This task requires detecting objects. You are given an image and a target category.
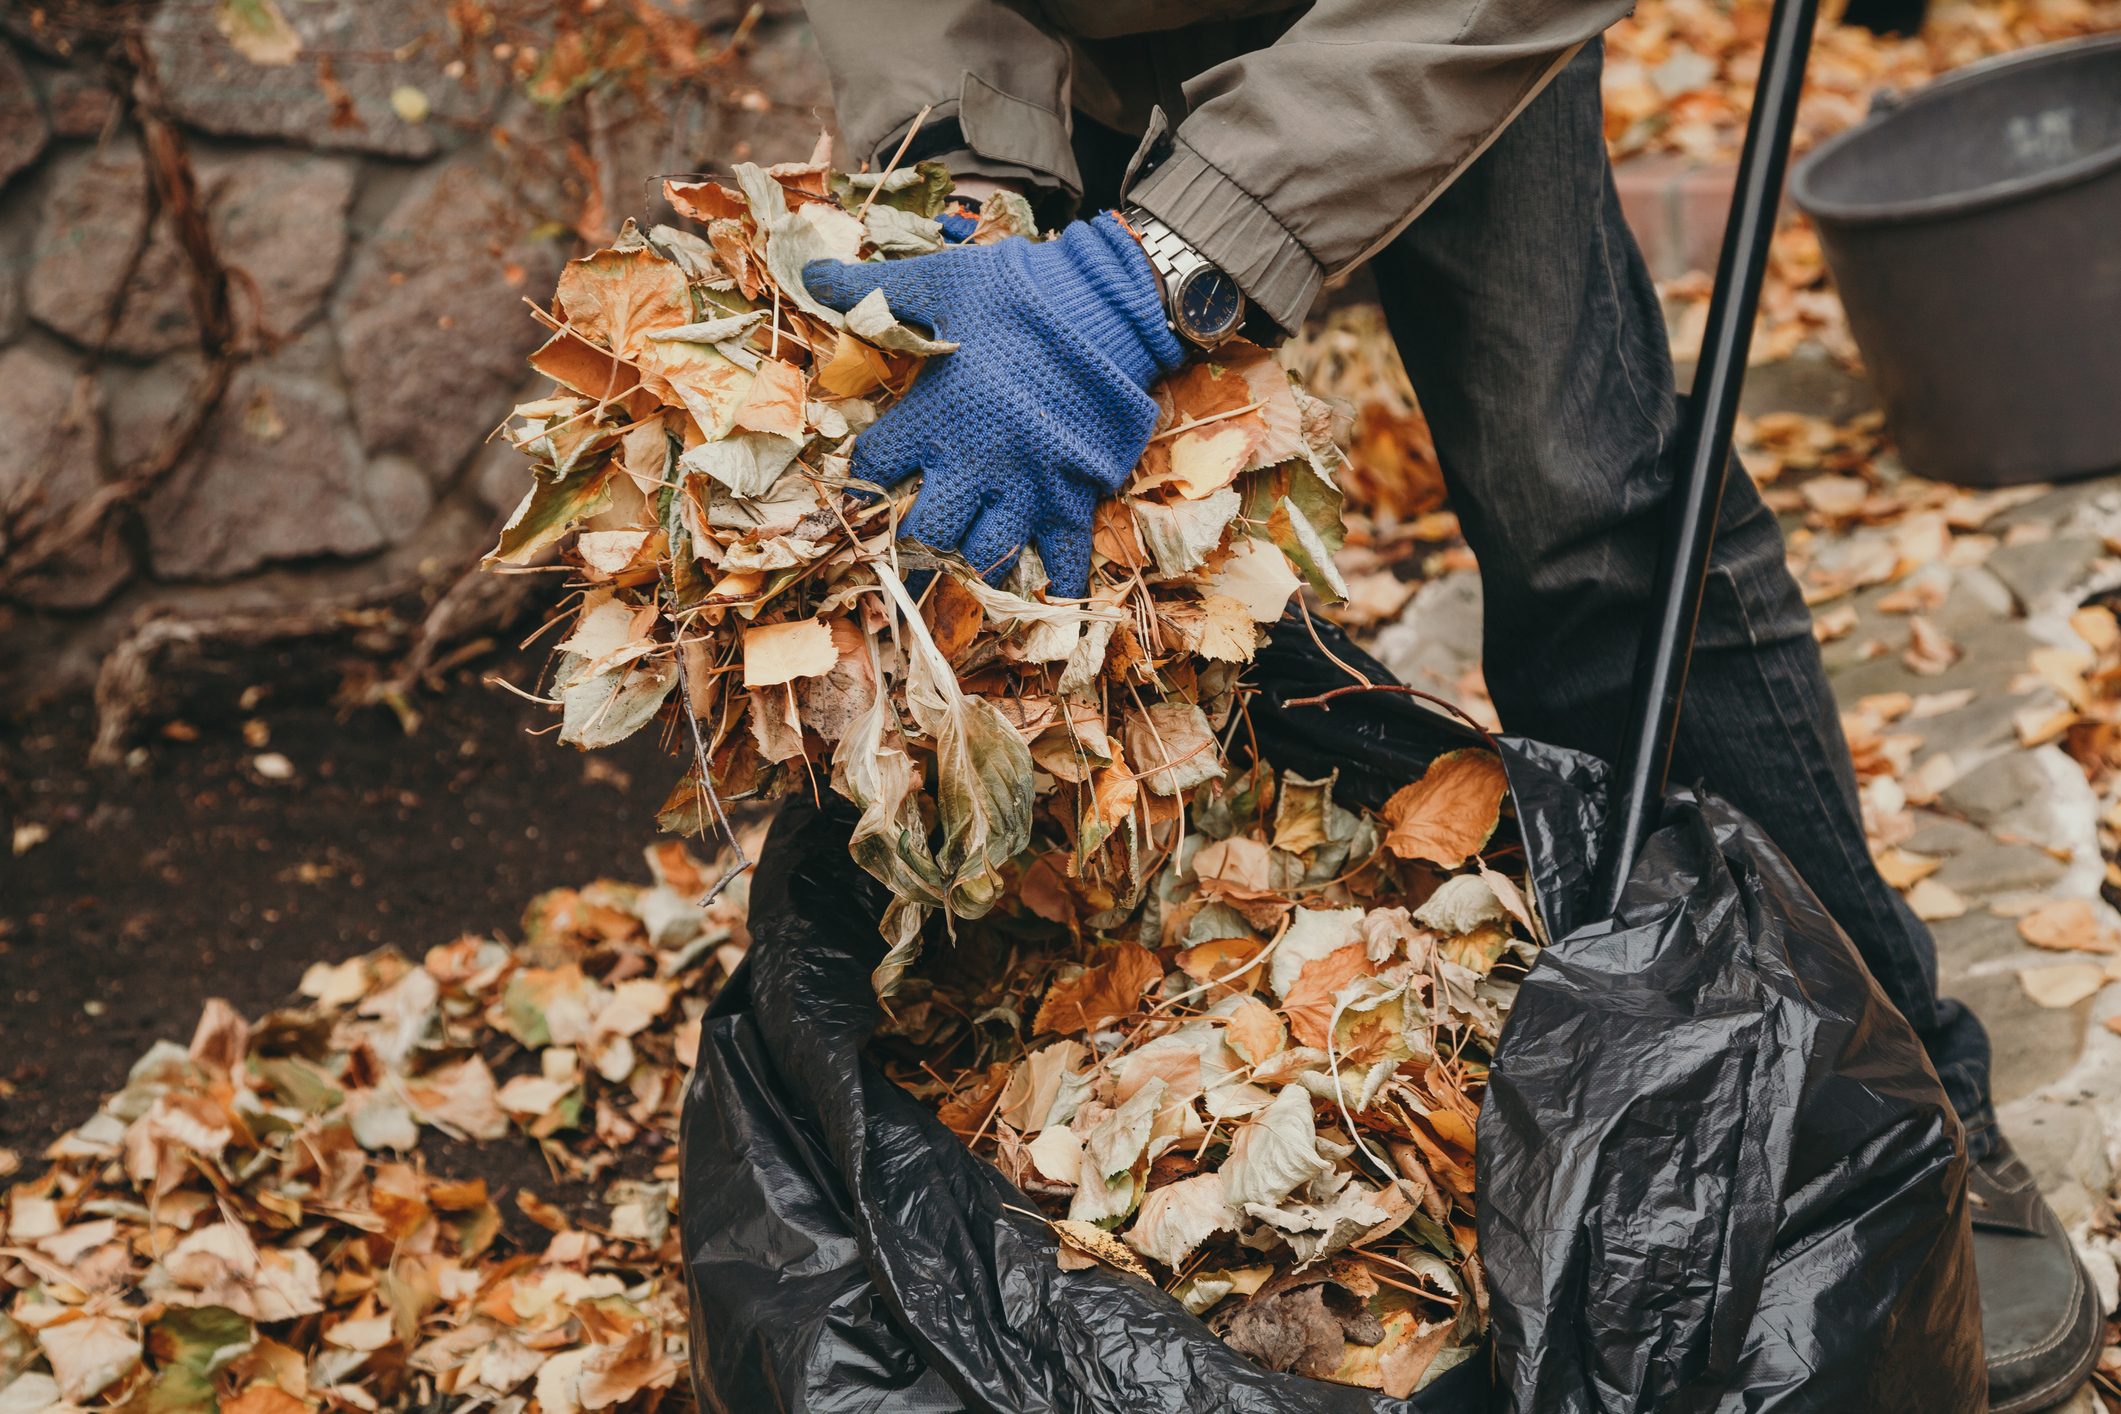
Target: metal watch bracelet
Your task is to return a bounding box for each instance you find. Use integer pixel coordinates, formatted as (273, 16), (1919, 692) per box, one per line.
(1119, 206), (1245, 350)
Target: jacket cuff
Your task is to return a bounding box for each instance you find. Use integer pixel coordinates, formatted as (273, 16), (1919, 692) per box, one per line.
(1121, 109), (1323, 338)
(870, 72), (1083, 201)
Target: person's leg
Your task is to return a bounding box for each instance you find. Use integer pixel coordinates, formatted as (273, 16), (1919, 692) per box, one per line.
(1365, 41), (1995, 1154)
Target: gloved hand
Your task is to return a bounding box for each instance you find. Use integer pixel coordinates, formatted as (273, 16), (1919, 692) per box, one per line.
(802, 212), (1184, 596)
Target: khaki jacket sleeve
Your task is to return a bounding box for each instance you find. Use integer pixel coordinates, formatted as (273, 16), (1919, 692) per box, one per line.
(801, 0), (1084, 197)
(1125, 0), (1632, 332)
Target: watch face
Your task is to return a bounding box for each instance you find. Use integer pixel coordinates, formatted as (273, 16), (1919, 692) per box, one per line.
(1175, 267), (1244, 343)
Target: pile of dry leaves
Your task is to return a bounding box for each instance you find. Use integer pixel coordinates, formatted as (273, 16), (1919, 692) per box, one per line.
(0, 836), (756, 1414)
(881, 746), (1539, 1396)
(1608, 0), (2121, 366)
(1605, 0), (2121, 164)
(479, 139), (1548, 1393)
(488, 138), (1351, 993)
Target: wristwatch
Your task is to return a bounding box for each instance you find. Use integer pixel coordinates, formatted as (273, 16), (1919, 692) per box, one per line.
(1120, 207), (1247, 350)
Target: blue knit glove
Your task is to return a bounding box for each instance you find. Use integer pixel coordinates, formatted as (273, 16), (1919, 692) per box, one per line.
(802, 213), (1184, 596)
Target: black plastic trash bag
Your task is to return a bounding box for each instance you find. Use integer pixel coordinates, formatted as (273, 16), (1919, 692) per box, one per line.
(1248, 627), (1984, 1413)
(680, 624), (1982, 1412)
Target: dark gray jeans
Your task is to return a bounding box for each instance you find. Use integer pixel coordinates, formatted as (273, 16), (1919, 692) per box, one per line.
(1079, 40), (1998, 1156)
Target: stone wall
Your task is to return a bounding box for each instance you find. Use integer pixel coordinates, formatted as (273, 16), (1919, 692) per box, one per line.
(0, 0), (833, 704)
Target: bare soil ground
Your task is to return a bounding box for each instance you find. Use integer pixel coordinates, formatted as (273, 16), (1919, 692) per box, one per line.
(0, 646), (674, 1181)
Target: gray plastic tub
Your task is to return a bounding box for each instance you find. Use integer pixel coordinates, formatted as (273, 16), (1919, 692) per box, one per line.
(1791, 33), (2121, 486)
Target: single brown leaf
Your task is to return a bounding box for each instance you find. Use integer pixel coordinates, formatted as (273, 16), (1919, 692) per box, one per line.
(1034, 942), (1162, 1035)
(937, 1062), (1010, 1133)
(2018, 898), (2121, 954)
(922, 573), (985, 662)
(742, 618), (838, 689)
(1281, 942), (1375, 1050)
(1089, 749), (1139, 834)
(1018, 853), (1079, 927)
(1176, 936), (1266, 997)
(815, 328), (892, 397)
(1224, 997), (1285, 1065)
(1379, 1319), (1456, 1400)
(530, 328), (642, 401)
(733, 358), (808, 441)
(553, 243), (691, 365)
(1903, 615), (1959, 676)
(1873, 846), (1941, 891)
(1904, 877), (1966, 922)
(1093, 495), (1148, 571)
(1401, 1111), (1476, 1199)
(2071, 605), (2119, 653)
(2019, 962), (2108, 1009)
(1194, 593), (1261, 663)
(1050, 1218), (1152, 1280)
(663, 177), (748, 224)
(1155, 423), (1257, 499)
(1380, 749), (1508, 868)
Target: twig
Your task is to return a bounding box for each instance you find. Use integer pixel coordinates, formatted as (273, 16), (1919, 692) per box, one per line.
(676, 642), (753, 905)
(1291, 593), (1378, 691)
(1149, 912), (1293, 1016)
(1114, 732), (1219, 787)
(707, 3), (766, 64)
(1325, 984), (1400, 1181)
(667, 572), (752, 902)
(1280, 680), (1496, 742)
(487, 674), (564, 707)
(1349, 1260), (1458, 1306)
(1148, 400), (1268, 444)
(857, 103), (934, 217)
(965, 1085), (1007, 1151)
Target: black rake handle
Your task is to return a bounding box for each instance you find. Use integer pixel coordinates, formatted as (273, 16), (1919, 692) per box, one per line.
(1596, 0), (1824, 912)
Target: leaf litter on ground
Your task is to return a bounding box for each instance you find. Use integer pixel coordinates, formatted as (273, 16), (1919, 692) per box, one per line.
(1, 829), (761, 1414)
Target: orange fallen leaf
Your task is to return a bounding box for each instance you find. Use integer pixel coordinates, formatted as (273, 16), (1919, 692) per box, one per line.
(2070, 605), (2118, 654)
(1176, 936), (1266, 997)
(1019, 853), (1078, 927)
(1281, 942), (1375, 1050)
(663, 177), (747, 223)
(1051, 1218), (1152, 1280)
(937, 1063), (1011, 1133)
(815, 328), (892, 397)
(1904, 877), (1965, 922)
(1380, 750), (1508, 869)
(530, 328), (642, 401)
(2018, 898), (2121, 955)
(733, 358), (808, 441)
(1874, 847), (1941, 891)
(1224, 997), (1285, 1065)
(922, 574), (985, 662)
(1034, 942), (1162, 1035)
(1903, 616), (1959, 676)
(1089, 750), (1140, 834)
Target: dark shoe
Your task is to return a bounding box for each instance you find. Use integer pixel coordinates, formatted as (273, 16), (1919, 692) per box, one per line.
(1972, 1140), (2101, 1413)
